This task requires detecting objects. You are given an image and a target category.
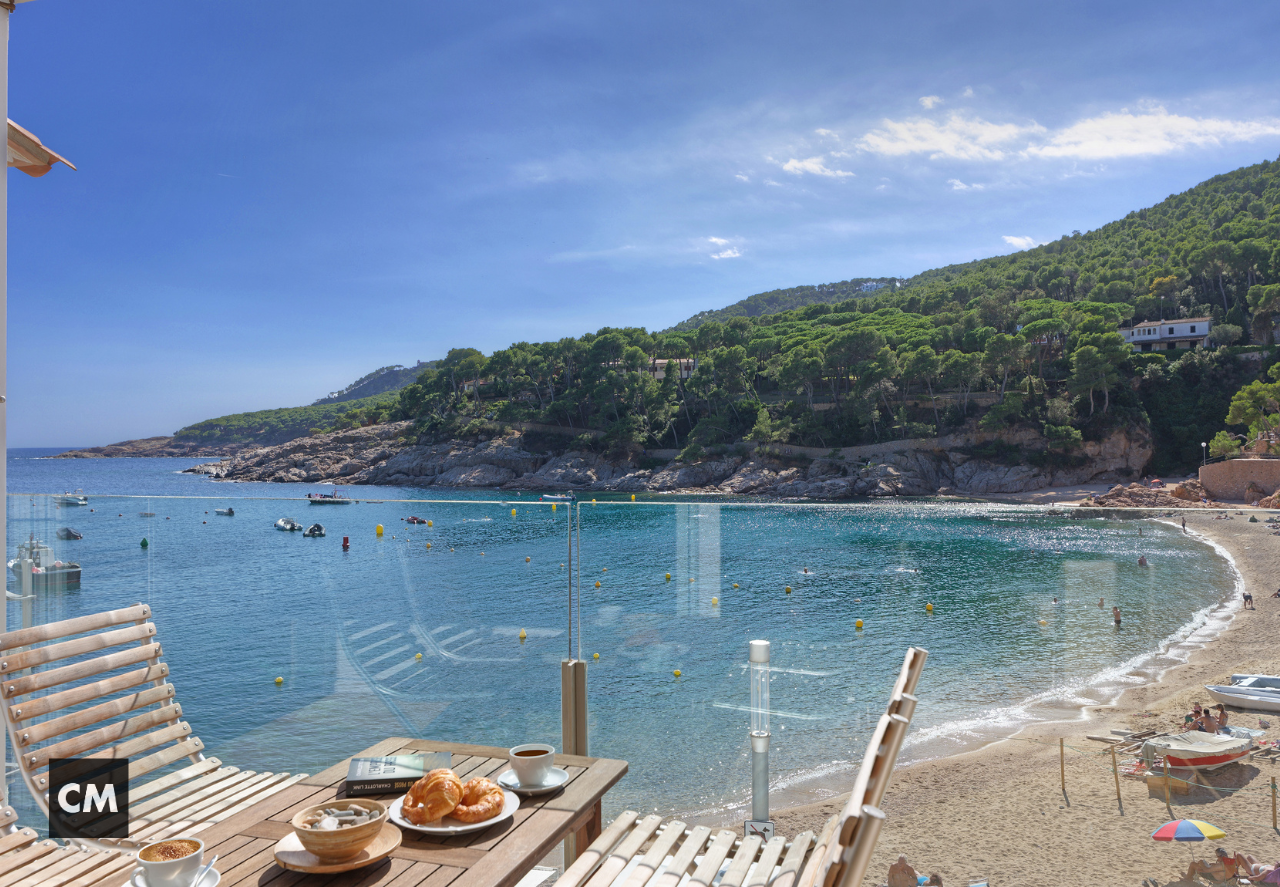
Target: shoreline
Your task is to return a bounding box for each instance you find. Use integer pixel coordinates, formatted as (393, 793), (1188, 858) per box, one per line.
(758, 500), (1280, 887)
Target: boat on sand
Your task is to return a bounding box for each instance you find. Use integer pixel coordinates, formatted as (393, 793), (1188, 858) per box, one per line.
(1142, 732), (1253, 770)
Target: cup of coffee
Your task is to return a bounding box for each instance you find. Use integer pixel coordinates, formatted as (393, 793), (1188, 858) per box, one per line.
(509, 743), (556, 787)
(137, 838), (204, 887)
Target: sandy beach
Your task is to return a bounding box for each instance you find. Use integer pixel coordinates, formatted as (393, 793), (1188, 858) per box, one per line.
(763, 503), (1280, 887)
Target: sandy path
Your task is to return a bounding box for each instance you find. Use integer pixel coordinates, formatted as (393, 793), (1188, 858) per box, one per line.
(760, 509), (1280, 887)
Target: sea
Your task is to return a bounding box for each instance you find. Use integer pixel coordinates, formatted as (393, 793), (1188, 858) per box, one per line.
(4, 448), (1242, 825)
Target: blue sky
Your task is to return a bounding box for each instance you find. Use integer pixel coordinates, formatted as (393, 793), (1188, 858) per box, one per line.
(9, 1), (1280, 446)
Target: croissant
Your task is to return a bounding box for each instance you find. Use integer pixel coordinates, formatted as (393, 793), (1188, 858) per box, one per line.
(403, 768), (463, 824)
(450, 777), (504, 823)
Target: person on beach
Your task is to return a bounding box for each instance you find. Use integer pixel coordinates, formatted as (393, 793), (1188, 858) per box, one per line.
(1113, 606), (1122, 625)
(1182, 516), (1187, 533)
(1186, 848), (1239, 883)
(1244, 589), (1255, 609)
(1199, 708), (1220, 733)
(1215, 704), (1230, 731)
(1233, 853), (1275, 879)
(887, 856), (919, 887)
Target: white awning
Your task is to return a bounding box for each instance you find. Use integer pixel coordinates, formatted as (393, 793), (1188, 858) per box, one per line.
(7, 118), (74, 177)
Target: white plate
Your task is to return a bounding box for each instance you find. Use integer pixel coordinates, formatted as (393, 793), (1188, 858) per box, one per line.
(388, 790), (519, 836)
(131, 866), (220, 887)
(497, 767), (570, 796)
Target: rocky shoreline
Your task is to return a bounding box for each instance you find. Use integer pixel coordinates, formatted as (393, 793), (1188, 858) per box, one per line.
(52, 436), (247, 459)
(183, 419), (1162, 498)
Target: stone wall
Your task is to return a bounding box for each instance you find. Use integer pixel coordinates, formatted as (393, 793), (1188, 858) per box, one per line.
(1199, 458), (1280, 501)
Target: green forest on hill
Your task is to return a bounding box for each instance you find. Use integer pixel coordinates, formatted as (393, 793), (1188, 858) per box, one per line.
(173, 393), (400, 447)
(179, 157), (1280, 474)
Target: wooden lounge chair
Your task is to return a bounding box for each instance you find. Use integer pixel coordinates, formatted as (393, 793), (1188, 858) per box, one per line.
(0, 805), (136, 887)
(550, 647), (927, 887)
(0, 604), (307, 848)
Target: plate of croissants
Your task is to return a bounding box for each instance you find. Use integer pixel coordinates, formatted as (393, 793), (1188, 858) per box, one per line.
(388, 768), (520, 835)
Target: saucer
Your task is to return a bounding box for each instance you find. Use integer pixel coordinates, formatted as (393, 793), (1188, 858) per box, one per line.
(497, 767), (570, 796)
(131, 866), (220, 887)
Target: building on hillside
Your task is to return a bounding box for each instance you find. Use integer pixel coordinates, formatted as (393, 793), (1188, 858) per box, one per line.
(1120, 317), (1212, 352)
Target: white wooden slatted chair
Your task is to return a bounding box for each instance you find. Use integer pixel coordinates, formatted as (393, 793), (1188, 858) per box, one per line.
(552, 647), (927, 887)
(0, 805), (136, 887)
(0, 604), (307, 848)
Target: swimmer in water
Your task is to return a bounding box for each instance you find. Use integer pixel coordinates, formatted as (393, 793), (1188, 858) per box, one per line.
(1052, 597), (1058, 604)
(803, 567), (809, 574)
(1113, 606), (1122, 626)
(1098, 598), (1104, 608)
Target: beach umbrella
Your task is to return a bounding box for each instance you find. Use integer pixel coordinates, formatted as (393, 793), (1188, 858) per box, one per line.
(1151, 819), (1226, 842)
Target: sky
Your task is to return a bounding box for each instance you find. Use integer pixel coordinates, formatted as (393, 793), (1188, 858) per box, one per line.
(8, 1), (1280, 446)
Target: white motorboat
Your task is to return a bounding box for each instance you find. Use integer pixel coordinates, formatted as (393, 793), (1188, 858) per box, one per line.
(215, 507), (234, 516)
(275, 517), (303, 532)
(54, 491), (87, 506)
(7, 539), (81, 589)
(1206, 685), (1280, 713)
(1142, 731), (1254, 770)
(1230, 674), (1280, 691)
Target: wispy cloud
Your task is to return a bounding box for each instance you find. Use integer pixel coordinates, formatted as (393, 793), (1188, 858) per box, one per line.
(1026, 106), (1280, 160)
(711, 247), (742, 259)
(735, 173), (749, 182)
(919, 95), (943, 109)
(814, 128), (839, 139)
(853, 105), (1280, 163)
(961, 86), (974, 98)
(947, 178), (983, 191)
(780, 156), (855, 178)
(857, 114), (1044, 161)
(1002, 235), (1042, 250)
(708, 237), (730, 246)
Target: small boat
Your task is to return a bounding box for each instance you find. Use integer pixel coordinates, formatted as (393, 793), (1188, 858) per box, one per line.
(275, 518), (303, 532)
(215, 507), (235, 516)
(539, 493), (576, 502)
(303, 523), (326, 538)
(1142, 732), (1254, 770)
(139, 512), (156, 518)
(7, 539), (81, 589)
(307, 489), (352, 505)
(54, 491), (88, 507)
(405, 516), (428, 524)
(1207, 685), (1280, 713)
(1231, 674), (1280, 691)
(56, 528), (83, 541)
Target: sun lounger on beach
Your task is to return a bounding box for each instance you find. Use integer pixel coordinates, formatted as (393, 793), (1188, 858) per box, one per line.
(549, 647), (928, 887)
(0, 604), (308, 849)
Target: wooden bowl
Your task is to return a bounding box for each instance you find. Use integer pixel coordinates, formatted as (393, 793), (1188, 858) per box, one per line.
(289, 799), (388, 862)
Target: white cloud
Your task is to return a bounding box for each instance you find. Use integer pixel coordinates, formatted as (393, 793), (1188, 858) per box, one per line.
(1002, 235), (1042, 250)
(764, 179), (782, 187)
(919, 95), (943, 109)
(814, 128), (840, 139)
(962, 86), (974, 98)
(857, 113), (1045, 161)
(947, 178), (983, 191)
(735, 173), (749, 182)
(781, 156), (855, 178)
(1026, 106), (1280, 160)
(711, 248), (741, 259)
(708, 237), (729, 245)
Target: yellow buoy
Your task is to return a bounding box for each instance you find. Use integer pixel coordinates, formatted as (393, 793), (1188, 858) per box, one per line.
(785, 586), (792, 594)
(673, 669), (681, 677)
(415, 653), (423, 660)
(592, 499), (597, 504)
(712, 597), (718, 605)
(925, 603), (933, 612)
(665, 573), (671, 581)
(427, 520), (433, 527)
(552, 503), (557, 511)
(526, 556), (531, 562)
(519, 628), (527, 639)
(593, 652), (600, 659)
(732, 583), (739, 588)
(450, 547), (454, 552)
(426, 542), (432, 548)
(511, 508), (517, 516)
(274, 676), (283, 685)
(631, 494), (636, 501)
(1038, 619), (1048, 625)
(480, 552), (485, 556)
(602, 567), (607, 572)
(376, 524), (384, 537)
(855, 619), (864, 629)
(689, 578), (695, 583)
(595, 580), (602, 588)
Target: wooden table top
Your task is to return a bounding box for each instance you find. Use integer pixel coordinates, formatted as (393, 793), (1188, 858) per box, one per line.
(130, 739), (627, 887)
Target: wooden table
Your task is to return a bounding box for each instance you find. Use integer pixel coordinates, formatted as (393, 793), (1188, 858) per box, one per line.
(117, 739), (627, 887)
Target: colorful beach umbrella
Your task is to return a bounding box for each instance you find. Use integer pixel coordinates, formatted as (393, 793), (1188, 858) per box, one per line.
(1150, 819), (1226, 842)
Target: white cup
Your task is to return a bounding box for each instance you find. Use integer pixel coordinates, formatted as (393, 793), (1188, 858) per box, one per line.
(509, 743), (556, 787)
(137, 837), (204, 887)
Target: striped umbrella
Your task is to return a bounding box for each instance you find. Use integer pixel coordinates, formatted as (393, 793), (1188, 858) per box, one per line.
(1151, 819), (1226, 842)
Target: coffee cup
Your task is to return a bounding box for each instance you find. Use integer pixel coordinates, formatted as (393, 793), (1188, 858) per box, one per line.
(509, 743), (555, 787)
(137, 837), (204, 887)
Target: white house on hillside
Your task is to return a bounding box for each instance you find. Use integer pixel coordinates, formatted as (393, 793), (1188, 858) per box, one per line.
(1120, 317), (1213, 352)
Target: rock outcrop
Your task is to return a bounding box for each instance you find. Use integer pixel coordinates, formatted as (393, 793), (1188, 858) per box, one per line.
(1087, 482), (1225, 509)
(186, 420), (1156, 499)
(53, 437), (245, 459)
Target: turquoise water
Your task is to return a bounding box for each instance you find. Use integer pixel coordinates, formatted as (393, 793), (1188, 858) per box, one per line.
(4, 451), (1241, 826)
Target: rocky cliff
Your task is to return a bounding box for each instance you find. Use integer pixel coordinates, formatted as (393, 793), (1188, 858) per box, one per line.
(52, 437), (247, 459)
(185, 420), (1153, 498)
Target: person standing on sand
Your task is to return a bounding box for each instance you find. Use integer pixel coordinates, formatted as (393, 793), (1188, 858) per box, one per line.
(1244, 589), (1255, 609)
(887, 856), (918, 887)
(1113, 606), (1122, 625)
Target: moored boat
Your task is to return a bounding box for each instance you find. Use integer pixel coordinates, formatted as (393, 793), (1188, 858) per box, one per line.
(7, 539), (81, 590)
(539, 493), (576, 502)
(405, 516), (428, 524)
(215, 507), (235, 516)
(56, 527), (82, 540)
(275, 517), (303, 532)
(54, 491), (87, 506)
(307, 488), (352, 504)
(1142, 732), (1253, 770)
(303, 523), (326, 537)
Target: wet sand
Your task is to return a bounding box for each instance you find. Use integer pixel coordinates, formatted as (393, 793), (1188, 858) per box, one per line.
(766, 506), (1280, 887)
